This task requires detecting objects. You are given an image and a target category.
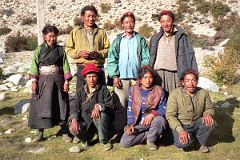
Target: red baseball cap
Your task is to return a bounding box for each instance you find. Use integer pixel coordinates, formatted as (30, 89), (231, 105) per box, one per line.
(81, 64), (100, 76)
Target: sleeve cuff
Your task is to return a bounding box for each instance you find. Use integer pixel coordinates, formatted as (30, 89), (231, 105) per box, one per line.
(64, 72), (72, 81)
(151, 110), (160, 117)
(175, 126), (184, 133)
(68, 113), (78, 122)
(29, 74), (38, 80)
(96, 103), (105, 112)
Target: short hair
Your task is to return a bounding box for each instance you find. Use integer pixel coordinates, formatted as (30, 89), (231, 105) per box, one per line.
(42, 25), (59, 35)
(159, 10), (175, 22)
(120, 11), (135, 24)
(80, 5), (98, 16)
(180, 69), (199, 81)
(137, 66), (154, 80)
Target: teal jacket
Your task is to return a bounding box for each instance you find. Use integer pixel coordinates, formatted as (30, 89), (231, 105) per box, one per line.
(107, 32), (150, 78)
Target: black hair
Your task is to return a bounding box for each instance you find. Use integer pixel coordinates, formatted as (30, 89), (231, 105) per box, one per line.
(42, 25), (59, 35)
(159, 10), (175, 22)
(80, 5), (98, 16)
(120, 11), (135, 24)
(137, 66), (155, 80)
(180, 69), (199, 81)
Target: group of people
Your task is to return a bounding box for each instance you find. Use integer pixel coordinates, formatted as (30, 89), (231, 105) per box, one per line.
(28, 5), (216, 153)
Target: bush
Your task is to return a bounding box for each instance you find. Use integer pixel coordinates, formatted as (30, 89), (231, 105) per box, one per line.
(138, 24), (154, 38)
(103, 20), (115, 31)
(73, 16), (81, 26)
(0, 27), (12, 36)
(59, 25), (73, 35)
(196, 1), (211, 14)
(21, 17), (37, 25)
(0, 8), (14, 16)
(100, 3), (111, 13)
(6, 32), (38, 52)
(211, 1), (230, 19)
(114, 19), (121, 29)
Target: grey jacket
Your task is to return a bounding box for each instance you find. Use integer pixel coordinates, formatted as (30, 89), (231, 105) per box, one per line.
(149, 26), (198, 78)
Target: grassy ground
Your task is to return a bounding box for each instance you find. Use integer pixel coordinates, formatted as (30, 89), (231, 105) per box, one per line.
(0, 85), (240, 160)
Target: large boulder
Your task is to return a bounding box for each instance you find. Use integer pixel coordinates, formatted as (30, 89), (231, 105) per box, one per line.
(7, 74), (26, 86)
(198, 77), (219, 92)
(14, 99), (31, 114)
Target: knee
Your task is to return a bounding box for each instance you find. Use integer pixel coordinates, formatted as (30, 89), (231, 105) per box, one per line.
(152, 116), (167, 128)
(120, 134), (132, 148)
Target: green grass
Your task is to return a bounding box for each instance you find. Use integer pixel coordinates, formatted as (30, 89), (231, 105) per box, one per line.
(0, 85), (240, 160)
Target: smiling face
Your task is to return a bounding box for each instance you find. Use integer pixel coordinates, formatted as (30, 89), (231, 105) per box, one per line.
(160, 14), (174, 33)
(182, 73), (198, 95)
(121, 16), (135, 35)
(140, 72), (154, 90)
(44, 32), (57, 47)
(81, 10), (97, 29)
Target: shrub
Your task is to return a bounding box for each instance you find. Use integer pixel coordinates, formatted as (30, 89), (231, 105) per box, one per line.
(73, 16), (81, 26)
(0, 8), (14, 16)
(151, 13), (159, 21)
(21, 17), (37, 25)
(0, 27), (12, 36)
(49, 5), (56, 10)
(114, 19), (121, 29)
(211, 1), (230, 19)
(138, 24), (154, 38)
(59, 25), (73, 35)
(196, 1), (211, 14)
(6, 32), (38, 52)
(100, 3), (111, 13)
(103, 20), (115, 31)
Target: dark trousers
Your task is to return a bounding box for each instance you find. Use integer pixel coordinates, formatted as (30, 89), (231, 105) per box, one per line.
(76, 65), (106, 91)
(172, 118), (216, 148)
(120, 116), (167, 148)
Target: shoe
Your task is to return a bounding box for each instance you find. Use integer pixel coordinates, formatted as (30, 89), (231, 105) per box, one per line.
(147, 141), (158, 150)
(102, 143), (112, 151)
(32, 132), (43, 142)
(72, 136), (81, 144)
(62, 134), (72, 143)
(199, 145), (210, 153)
(80, 141), (89, 150)
(109, 133), (121, 143)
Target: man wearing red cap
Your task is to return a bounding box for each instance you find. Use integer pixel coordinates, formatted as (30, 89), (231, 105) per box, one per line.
(68, 64), (113, 151)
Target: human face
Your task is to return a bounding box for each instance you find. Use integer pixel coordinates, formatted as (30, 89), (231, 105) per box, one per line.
(81, 10), (97, 29)
(85, 73), (98, 89)
(160, 15), (174, 33)
(140, 72), (154, 90)
(121, 16), (135, 36)
(182, 73), (198, 95)
(44, 32), (57, 47)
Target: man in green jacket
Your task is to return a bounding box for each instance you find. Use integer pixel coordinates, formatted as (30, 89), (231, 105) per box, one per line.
(65, 5), (110, 90)
(106, 12), (150, 141)
(166, 69), (216, 153)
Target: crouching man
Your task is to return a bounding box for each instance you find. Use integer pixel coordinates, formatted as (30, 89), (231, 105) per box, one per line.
(69, 64), (113, 151)
(166, 69), (216, 153)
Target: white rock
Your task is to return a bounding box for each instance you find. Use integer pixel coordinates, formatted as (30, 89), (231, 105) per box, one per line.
(222, 85), (228, 90)
(25, 137), (32, 143)
(69, 146), (81, 153)
(30, 130), (39, 134)
(221, 102), (231, 108)
(5, 82), (15, 88)
(17, 67), (29, 73)
(10, 86), (19, 92)
(0, 132), (2, 135)
(0, 84), (9, 91)
(0, 92), (7, 101)
(198, 77), (219, 92)
(224, 92), (228, 96)
(5, 128), (16, 134)
(14, 99), (31, 114)
(237, 97), (240, 101)
(22, 115), (28, 120)
(25, 80), (33, 87)
(0, 57), (3, 64)
(8, 74), (24, 86)
(4, 66), (18, 75)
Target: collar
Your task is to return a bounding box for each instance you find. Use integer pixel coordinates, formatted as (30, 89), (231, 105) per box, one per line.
(121, 31), (136, 38)
(164, 26), (178, 37)
(182, 86), (199, 97)
(84, 84), (100, 94)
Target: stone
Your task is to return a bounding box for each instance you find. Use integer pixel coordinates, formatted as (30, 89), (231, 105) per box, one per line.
(7, 74), (25, 86)
(222, 85), (228, 90)
(0, 57), (3, 64)
(5, 82), (15, 88)
(221, 102), (231, 108)
(69, 146), (82, 153)
(198, 77), (219, 92)
(17, 66), (29, 73)
(5, 128), (16, 134)
(224, 92), (228, 96)
(25, 137), (32, 143)
(0, 84), (9, 91)
(0, 92), (7, 101)
(237, 97), (240, 101)
(14, 99), (31, 114)
(10, 86), (19, 92)
(4, 66), (18, 75)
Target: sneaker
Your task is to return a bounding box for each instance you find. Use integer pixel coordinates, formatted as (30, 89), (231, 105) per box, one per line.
(62, 134), (72, 143)
(73, 136), (81, 144)
(147, 141), (158, 150)
(102, 143), (112, 151)
(80, 141), (89, 150)
(199, 145), (210, 153)
(32, 132), (43, 142)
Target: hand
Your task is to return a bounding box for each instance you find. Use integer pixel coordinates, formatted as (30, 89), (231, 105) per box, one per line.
(78, 50), (90, 59)
(91, 104), (101, 121)
(202, 114), (214, 127)
(125, 124), (134, 135)
(141, 114), (154, 126)
(70, 118), (80, 134)
(63, 81), (69, 92)
(178, 130), (190, 145)
(32, 81), (38, 93)
(113, 77), (122, 89)
(89, 51), (100, 59)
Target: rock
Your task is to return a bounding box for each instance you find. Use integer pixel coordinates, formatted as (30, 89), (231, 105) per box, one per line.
(222, 85), (228, 90)
(5, 128), (16, 134)
(17, 66), (29, 73)
(69, 146), (82, 153)
(114, 0), (121, 3)
(221, 102), (231, 108)
(8, 74), (26, 86)
(22, 114), (28, 120)
(3, 66), (18, 75)
(0, 57), (3, 64)
(14, 99), (31, 114)
(28, 147), (46, 154)
(0, 84), (9, 91)
(5, 82), (15, 88)
(237, 97), (240, 101)
(25, 137), (32, 143)
(10, 86), (19, 92)
(224, 92), (228, 96)
(198, 77), (219, 92)
(0, 92), (7, 101)
(0, 132), (2, 135)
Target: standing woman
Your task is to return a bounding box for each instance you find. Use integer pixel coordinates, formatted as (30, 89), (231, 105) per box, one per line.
(28, 25), (72, 142)
(150, 10), (198, 94)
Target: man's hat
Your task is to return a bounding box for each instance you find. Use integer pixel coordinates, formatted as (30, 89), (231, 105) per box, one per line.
(81, 64), (100, 76)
